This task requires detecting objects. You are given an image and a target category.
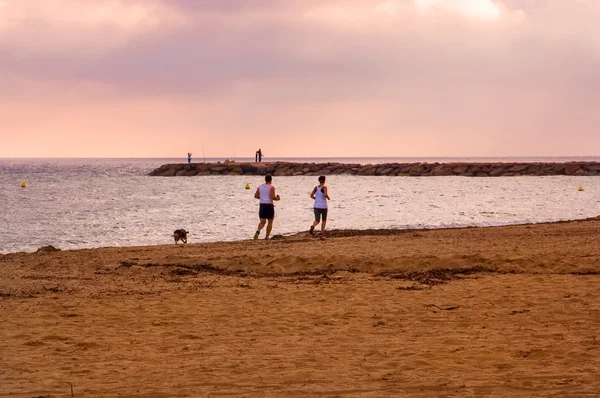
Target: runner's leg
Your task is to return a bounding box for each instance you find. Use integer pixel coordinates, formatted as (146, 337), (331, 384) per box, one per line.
(265, 218), (274, 239)
(255, 219), (266, 239)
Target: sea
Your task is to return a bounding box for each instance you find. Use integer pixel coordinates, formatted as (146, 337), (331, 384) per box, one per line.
(1, 157), (599, 254)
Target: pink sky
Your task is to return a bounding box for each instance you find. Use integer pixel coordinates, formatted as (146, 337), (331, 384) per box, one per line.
(1, 0), (599, 158)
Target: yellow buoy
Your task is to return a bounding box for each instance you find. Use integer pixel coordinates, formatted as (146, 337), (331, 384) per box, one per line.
(578, 186), (584, 192)
(245, 183), (251, 190)
(21, 181), (26, 188)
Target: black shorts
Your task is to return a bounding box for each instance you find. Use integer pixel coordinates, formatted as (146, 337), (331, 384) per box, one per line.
(314, 208), (328, 221)
(259, 204), (275, 220)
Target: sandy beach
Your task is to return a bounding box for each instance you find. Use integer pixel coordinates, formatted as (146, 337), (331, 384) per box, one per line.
(1, 218), (599, 397)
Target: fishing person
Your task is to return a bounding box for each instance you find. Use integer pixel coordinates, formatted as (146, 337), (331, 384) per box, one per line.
(254, 174), (280, 240)
(309, 175), (330, 237)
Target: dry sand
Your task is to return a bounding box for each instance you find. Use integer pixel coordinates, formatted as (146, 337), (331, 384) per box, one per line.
(1, 218), (600, 397)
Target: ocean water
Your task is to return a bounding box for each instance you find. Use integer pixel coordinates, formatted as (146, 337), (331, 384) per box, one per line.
(1, 157), (599, 254)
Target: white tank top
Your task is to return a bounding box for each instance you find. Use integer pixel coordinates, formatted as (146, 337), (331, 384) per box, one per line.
(259, 184), (274, 204)
(314, 185), (327, 209)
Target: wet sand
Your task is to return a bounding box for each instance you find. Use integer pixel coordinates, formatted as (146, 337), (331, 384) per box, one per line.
(1, 218), (599, 397)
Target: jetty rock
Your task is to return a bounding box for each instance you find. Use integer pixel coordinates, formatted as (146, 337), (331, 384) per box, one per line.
(149, 161), (600, 177)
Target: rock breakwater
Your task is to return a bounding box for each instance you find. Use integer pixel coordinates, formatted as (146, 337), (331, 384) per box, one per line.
(150, 161), (600, 177)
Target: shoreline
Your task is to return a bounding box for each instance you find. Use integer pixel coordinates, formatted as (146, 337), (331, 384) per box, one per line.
(1, 214), (598, 268)
(3, 215), (599, 256)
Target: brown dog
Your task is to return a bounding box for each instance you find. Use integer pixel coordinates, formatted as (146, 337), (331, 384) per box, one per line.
(173, 229), (189, 244)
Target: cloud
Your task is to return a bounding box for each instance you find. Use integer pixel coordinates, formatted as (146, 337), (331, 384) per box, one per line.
(2, 1), (598, 101)
(414, 0), (502, 19)
(1, 1), (599, 156)
(0, 0), (186, 54)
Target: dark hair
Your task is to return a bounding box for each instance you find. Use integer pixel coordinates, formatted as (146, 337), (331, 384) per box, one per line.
(318, 175), (326, 183)
(265, 174), (272, 183)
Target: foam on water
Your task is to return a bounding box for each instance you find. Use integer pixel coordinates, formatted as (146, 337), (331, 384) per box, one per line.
(1, 158), (599, 253)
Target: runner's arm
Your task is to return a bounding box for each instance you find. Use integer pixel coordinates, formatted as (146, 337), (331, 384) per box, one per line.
(310, 187), (317, 199)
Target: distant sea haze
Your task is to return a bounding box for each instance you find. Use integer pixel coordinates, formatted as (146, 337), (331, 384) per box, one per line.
(0, 157), (599, 254)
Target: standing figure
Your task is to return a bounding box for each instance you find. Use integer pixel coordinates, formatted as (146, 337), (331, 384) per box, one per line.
(309, 175), (330, 237)
(188, 152), (192, 164)
(253, 174), (280, 240)
(256, 148), (263, 162)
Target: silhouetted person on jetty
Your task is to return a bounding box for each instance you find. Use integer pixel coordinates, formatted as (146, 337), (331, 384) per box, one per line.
(255, 149), (263, 162)
(309, 175), (330, 237)
(254, 174), (280, 240)
(187, 153), (192, 164)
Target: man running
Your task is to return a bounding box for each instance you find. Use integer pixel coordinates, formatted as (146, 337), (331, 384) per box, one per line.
(309, 175), (330, 237)
(254, 174), (280, 240)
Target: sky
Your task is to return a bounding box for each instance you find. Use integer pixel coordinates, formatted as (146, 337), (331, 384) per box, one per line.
(1, 0), (599, 158)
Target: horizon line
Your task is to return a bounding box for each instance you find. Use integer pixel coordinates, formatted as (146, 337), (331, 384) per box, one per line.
(2, 155), (600, 160)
